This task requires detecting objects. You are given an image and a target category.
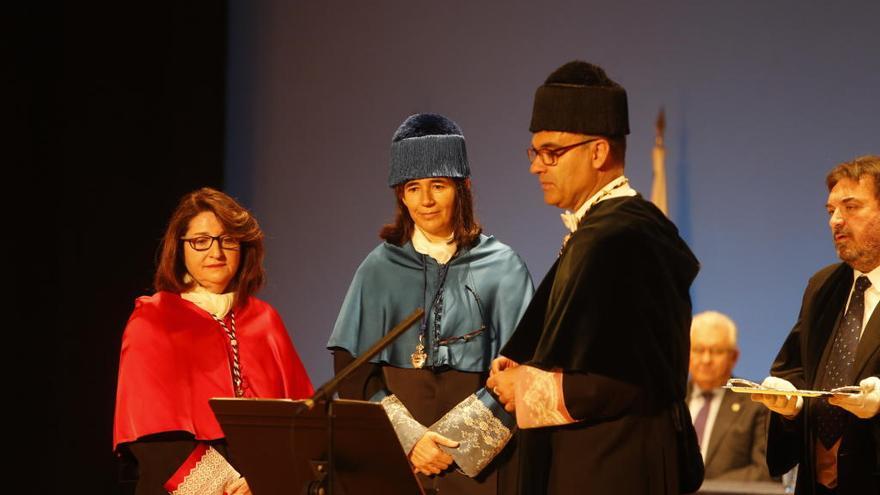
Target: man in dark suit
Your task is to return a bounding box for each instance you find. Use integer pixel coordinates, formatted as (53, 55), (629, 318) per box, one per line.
(752, 155), (880, 495)
(688, 311), (773, 481)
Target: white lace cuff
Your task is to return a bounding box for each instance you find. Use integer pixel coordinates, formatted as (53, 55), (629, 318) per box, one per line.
(514, 366), (577, 429)
(163, 444), (240, 495)
(430, 388), (514, 477)
(381, 394), (429, 454)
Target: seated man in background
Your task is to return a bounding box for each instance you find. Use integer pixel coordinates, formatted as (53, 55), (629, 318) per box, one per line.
(688, 311), (773, 481)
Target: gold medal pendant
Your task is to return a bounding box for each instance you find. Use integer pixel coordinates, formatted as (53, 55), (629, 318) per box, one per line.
(411, 335), (427, 368)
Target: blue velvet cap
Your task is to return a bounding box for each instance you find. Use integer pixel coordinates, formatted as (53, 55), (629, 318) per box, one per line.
(388, 113), (470, 187)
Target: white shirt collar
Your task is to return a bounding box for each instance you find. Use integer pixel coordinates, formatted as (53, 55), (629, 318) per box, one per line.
(690, 382), (724, 401)
(181, 284), (235, 318)
(560, 175), (637, 233)
(411, 227), (457, 264)
(854, 265), (880, 289)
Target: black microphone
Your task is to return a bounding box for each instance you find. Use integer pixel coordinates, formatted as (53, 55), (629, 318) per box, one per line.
(299, 308), (425, 411)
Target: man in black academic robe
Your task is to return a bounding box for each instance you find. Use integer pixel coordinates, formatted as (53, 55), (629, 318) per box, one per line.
(752, 156), (880, 495)
(487, 60), (701, 495)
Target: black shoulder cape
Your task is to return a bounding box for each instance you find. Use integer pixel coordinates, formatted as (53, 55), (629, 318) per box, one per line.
(502, 195), (699, 402)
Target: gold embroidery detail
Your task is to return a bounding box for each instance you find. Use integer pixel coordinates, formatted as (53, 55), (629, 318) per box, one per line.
(431, 394), (512, 477)
(172, 446), (240, 495)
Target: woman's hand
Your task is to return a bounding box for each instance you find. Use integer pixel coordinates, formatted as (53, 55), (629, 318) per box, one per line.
(409, 431), (459, 475)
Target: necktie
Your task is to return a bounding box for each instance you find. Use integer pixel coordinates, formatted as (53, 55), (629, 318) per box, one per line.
(693, 391), (715, 448)
(815, 275), (872, 449)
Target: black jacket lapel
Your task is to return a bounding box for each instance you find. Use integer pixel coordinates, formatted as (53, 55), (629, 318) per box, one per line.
(805, 264), (852, 385)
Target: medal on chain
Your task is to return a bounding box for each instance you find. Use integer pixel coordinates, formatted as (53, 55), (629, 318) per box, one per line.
(411, 333), (427, 368)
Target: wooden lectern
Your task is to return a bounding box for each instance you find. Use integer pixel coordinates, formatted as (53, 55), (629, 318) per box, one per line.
(211, 309), (427, 494)
(211, 397), (424, 495)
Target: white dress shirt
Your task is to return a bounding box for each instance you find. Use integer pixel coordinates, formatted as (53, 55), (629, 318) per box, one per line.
(561, 175), (637, 230)
(411, 226), (457, 264)
(847, 265), (879, 338)
(688, 385), (725, 460)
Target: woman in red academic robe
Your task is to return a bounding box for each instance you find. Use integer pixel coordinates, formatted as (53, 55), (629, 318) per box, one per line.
(113, 187), (314, 495)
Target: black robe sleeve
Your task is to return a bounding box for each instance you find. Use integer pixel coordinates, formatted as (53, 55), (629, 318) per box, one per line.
(562, 370), (642, 420)
(766, 283), (810, 477)
(504, 198), (698, 414)
(122, 432), (227, 495)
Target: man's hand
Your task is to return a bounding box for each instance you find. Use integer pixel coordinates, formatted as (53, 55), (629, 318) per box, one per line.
(409, 431), (459, 475)
(750, 376), (803, 419)
(487, 364), (524, 412)
(489, 355), (519, 377)
(226, 476), (252, 495)
(828, 376), (880, 419)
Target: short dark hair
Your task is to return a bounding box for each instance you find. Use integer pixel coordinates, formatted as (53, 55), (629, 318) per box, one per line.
(604, 135), (627, 164)
(154, 187), (265, 308)
(380, 178), (482, 249)
(826, 155), (880, 200)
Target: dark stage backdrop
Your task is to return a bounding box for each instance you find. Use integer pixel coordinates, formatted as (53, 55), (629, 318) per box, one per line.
(226, 1), (880, 388)
(27, 3), (227, 493)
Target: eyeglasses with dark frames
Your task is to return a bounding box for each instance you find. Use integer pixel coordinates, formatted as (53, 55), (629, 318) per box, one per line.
(180, 235), (241, 251)
(690, 346), (734, 357)
(527, 138), (601, 166)
(436, 285), (489, 347)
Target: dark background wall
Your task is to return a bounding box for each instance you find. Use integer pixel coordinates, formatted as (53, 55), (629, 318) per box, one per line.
(225, 0), (880, 389)
(25, 3), (227, 492)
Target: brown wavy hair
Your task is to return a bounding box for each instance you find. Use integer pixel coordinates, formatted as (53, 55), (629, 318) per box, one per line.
(826, 155), (880, 200)
(154, 187), (265, 309)
(380, 178), (482, 248)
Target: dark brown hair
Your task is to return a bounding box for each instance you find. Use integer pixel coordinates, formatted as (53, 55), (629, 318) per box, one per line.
(154, 187), (265, 308)
(379, 178), (482, 249)
(607, 135), (627, 164)
(826, 155), (880, 200)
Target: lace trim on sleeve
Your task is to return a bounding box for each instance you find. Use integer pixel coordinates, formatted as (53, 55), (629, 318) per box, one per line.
(515, 366), (577, 429)
(164, 444), (240, 495)
(380, 394), (429, 454)
(430, 390), (513, 477)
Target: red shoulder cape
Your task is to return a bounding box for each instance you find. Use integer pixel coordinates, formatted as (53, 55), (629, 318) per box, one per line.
(113, 292), (314, 449)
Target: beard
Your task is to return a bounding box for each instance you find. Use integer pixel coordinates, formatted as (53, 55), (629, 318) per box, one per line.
(833, 220), (880, 272)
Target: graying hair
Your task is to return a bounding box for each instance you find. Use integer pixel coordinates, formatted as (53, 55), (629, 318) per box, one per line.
(691, 310), (738, 348)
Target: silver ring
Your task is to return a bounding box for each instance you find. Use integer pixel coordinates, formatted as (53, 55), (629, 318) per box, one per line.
(493, 386), (500, 395)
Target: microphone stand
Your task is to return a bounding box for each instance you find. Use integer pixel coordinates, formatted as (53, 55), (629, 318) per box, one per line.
(298, 308), (424, 495)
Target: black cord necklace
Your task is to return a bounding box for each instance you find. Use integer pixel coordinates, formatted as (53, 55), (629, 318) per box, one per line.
(411, 257), (450, 369)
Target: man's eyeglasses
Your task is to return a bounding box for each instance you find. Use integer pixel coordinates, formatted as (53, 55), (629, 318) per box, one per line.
(690, 346), (733, 357)
(181, 235), (241, 251)
(527, 138), (601, 166)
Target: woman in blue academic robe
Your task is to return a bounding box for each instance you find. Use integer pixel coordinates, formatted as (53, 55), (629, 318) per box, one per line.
(327, 113), (533, 495)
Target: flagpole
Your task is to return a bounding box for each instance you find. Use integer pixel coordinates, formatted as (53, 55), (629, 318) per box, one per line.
(651, 107), (668, 216)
